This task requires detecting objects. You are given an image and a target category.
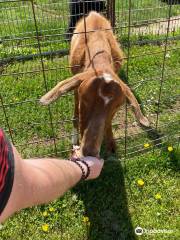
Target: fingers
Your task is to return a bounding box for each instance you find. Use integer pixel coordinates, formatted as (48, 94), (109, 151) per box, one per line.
(70, 146), (104, 180)
(81, 156), (104, 180)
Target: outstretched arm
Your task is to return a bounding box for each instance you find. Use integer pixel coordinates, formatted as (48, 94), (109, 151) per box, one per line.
(0, 145), (104, 223)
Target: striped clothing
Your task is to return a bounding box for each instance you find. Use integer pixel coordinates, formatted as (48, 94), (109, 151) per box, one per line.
(0, 129), (14, 215)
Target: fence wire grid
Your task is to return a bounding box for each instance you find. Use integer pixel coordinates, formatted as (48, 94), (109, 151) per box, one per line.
(0, 0), (179, 159)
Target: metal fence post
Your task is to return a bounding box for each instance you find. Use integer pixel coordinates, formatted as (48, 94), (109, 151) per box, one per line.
(107, 0), (115, 29)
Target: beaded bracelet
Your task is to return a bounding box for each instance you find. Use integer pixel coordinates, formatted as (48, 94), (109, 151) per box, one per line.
(69, 158), (90, 180)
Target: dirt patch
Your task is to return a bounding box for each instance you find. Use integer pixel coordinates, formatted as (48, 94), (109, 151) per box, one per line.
(113, 107), (144, 139)
(113, 99), (180, 139)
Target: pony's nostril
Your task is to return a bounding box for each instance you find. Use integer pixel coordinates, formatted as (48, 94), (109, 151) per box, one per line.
(82, 146), (99, 157)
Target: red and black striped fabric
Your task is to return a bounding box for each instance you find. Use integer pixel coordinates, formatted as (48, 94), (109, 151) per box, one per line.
(0, 129), (14, 215)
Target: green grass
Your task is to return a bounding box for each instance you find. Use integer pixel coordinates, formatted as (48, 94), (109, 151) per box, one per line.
(1, 40), (179, 158)
(0, 148), (179, 240)
(0, 0), (69, 60)
(116, 0), (180, 24)
(0, 1), (180, 239)
(1, 0), (179, 162)
(0, 39), (179, 239)
(1, 0), (180, 60)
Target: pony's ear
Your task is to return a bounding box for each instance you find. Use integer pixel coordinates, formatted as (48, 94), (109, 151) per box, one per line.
(114, 75), (150, 127)
(123, 85), (150, 127)
(40, 72), (88, 105)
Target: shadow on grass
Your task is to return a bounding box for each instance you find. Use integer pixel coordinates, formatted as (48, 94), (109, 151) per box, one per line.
(141, 125), (163, 147)
(73, 156), (136, 240)
(169, 150), (180, 170)
(162, 142), (180, 170)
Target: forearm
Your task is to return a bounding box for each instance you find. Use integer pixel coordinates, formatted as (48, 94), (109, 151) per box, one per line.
(0, 146), (103, 223)
(22, 158), (83, 207)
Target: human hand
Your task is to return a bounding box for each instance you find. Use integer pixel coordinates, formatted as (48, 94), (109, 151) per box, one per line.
(81, 156), (104, 180)
(71, 145), (104, 180)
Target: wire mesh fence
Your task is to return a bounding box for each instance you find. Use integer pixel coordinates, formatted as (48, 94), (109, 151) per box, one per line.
(0, 0), (179, 159)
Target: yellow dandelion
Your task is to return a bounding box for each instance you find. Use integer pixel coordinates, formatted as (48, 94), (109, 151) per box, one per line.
(144, 143), (150, 148)
(42, 224), (49, 232)
(168, 146), (173, 152)
(137, 179), (144, 187)
(155, 193), (162, 200)
(42, 211), (48, 217)
(49, 207), (55, 212)
(82, 216), (89, 223)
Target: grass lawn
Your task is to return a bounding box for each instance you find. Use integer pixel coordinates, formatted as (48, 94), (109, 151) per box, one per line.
(0, 43), (179, 239)
(0, 40), (179, 158)
(0, 149), (179, 240)
(116, 0), (180, 24)
(0, 0), (180, 239)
